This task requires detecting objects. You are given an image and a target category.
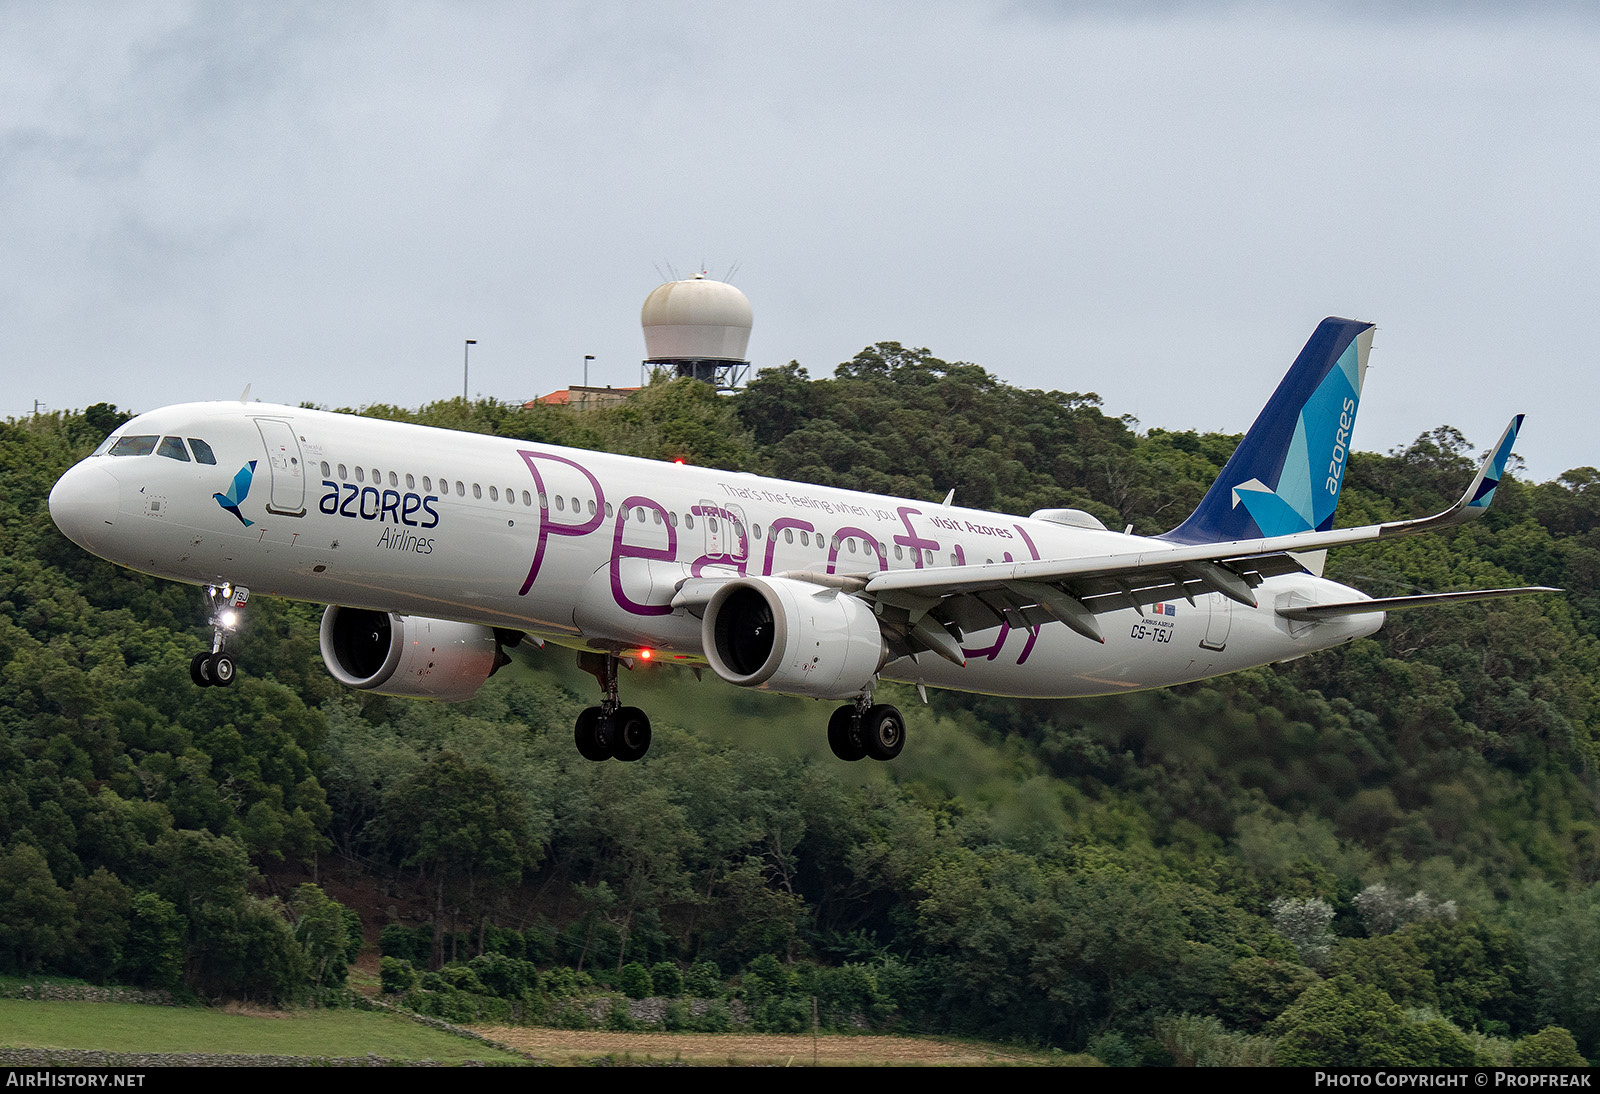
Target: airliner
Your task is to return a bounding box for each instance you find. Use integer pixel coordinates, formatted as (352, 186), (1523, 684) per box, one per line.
(48, 318), (1551, 763)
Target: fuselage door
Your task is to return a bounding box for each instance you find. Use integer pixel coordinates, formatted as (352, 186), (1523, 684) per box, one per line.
(1199, 592), (1231, 651)
(253, 418), (306, 517)
(695, 499), (748, 571)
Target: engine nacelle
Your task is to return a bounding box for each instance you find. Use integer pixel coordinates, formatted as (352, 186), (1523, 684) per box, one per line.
(319, 606), (505, 702)
(702, 577), (887, 700)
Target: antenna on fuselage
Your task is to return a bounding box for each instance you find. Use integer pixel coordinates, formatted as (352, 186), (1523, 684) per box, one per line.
(238, 384), (252, 404)
(942, 488), (955, 507)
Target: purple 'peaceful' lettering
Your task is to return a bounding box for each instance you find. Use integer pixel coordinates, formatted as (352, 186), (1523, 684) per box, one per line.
(517, 451), (605, 595)
(610, 495), (676, 615)
(826, 525), (886, 575)
(763, 517), (815, 575)
(893, 506), (940, 568)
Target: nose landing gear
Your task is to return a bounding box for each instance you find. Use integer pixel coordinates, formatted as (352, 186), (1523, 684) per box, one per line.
(190, 584), (247, 688)
(573, 651), (652, 762)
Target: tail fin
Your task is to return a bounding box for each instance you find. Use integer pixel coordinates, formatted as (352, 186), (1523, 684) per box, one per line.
(1161, 317), (1375, 545)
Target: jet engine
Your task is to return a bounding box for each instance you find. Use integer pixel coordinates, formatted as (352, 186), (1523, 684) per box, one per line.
(702, 577), (887, 700)
(319, 606), (508, 702)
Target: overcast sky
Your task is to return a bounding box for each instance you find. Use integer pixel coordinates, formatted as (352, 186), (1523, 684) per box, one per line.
(3, 1), (1595, 482)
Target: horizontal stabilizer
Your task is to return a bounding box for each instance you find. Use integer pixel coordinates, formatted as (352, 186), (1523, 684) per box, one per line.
(1277, 586), (1560, 621)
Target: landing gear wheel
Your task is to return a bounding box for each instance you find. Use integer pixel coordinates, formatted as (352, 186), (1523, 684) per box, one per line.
(862, 703), (905, 761)
(191, 653), (214, 687)
(208, 653), (236, 687)
(574, 707), (612, 762)
(612, 706), (652, 762)
(827, 705), (867, 761)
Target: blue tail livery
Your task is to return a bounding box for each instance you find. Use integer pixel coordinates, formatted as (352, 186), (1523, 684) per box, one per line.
(1162, 317), (1374, 545)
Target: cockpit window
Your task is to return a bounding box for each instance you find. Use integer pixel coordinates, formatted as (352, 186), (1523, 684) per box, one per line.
(109, 435), (158, 457)
(157, 436), (191, 462)
(91, 436), (116, 457)
(188, 438), (217, 465)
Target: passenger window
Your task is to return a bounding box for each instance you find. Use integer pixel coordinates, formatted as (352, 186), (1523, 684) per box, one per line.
(669, 512), (678, 527)
(422, 476), (432, 492)
(455, 481), (465, 496)
(554, 495), (564, 511)
(473, 484), (482, 499)
(188, 438), (217, 465)
(370, 468), (379, 483)
(157, 436), (191, 462)
(338, 464), (348, 480)
(490, 486), (500, 502)
(539, 492), (548, 509)
(507, 487), (516, 505)
(800, 531), (809, 546)
(653, 510), (662, 525)
(636, 508), (647, 523)
(605, 503), (613, 518)
(522, 491), (532, 506)
(356, 467), (365, 483)
(109, 436), (158, 457)
(685, 514), (694, 529)
(406, 473), (415, 490)
(753, 523), (762, 539)
(320, 461), (331, 477)
(784, 528), (794, 544)
(388, 471), (398, 487)
(894, 545), (904, 560)
(709, 517), (719, 533)
(587, 500), (596, 516)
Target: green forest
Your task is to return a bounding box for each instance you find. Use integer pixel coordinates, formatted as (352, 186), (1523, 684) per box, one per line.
(3, 344), (1598, 1067)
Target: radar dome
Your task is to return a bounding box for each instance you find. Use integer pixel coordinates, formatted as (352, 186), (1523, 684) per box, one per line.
(641, 274), (752, 362)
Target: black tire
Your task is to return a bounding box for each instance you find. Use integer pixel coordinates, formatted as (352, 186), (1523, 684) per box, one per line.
(209, 653), (236, 687)
(191, 652), (214, 687)
(827, 705), (867, 761)
(862, 703), (905, 761)
(612, 706), (652, 762)
(574, 707), (611, 761)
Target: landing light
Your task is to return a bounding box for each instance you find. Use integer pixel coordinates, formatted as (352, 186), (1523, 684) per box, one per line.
(220, 610), (239, 628)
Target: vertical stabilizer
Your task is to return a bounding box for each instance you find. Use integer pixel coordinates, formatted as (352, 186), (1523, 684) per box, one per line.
(1162, 318), (1374, 545)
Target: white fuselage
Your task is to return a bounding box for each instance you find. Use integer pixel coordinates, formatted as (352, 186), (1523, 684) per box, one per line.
(49, 401), (1383, 700)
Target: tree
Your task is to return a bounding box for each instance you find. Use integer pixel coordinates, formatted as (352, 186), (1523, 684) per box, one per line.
(1273, 976), (1475, 1067)
(291, 883), (355, 988)
(0, 844), (76, 974)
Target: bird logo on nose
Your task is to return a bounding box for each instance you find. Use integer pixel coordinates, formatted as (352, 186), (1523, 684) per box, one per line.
(213, 461), (257, 527)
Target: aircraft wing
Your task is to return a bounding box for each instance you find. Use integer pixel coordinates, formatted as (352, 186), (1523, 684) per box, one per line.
(858, 415), (1553, 652)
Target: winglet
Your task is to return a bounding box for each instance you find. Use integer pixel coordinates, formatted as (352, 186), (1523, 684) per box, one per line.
(1373, 415), (1524, 539)
(1460, 414), (1523, 515)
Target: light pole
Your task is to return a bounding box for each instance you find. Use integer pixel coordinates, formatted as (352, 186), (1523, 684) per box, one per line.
(462, 339), (477, 401)
(583, 354), (595, 387)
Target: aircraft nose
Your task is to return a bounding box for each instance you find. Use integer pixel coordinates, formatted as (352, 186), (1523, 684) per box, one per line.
(49, 461), (120, 550)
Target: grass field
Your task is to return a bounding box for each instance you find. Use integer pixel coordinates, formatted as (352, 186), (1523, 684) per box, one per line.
(0, 998), (1095, 1066)
(476, 1026), (1091, 1066)
(0, 1000), (525, 1063)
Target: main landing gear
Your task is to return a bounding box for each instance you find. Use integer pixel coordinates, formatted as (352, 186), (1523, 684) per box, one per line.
(827, 698), (905, 762)
(190, 583), (248, 688)
(573, 651), (652, 762)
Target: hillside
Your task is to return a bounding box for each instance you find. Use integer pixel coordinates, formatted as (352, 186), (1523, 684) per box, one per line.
(1, 347), (1597, 1066)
